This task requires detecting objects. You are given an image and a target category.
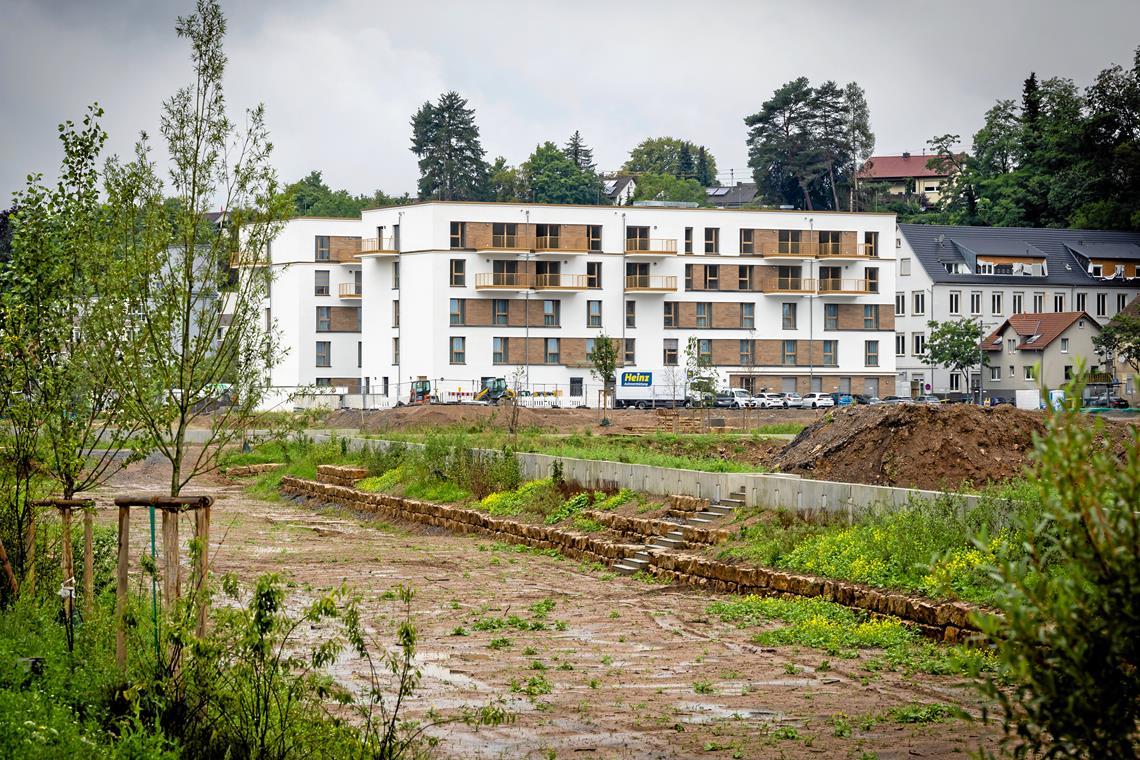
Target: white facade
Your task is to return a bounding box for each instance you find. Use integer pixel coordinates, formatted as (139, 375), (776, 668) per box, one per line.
(894, 231), (1140, 398)
(263, 202), (898, 407)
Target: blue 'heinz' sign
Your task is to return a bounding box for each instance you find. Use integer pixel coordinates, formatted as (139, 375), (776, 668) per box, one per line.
(621, 371), (652, 387)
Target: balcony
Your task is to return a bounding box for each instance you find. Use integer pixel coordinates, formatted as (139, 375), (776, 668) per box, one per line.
(533, 235), (587, 254)
(816, 243), (880, 261)
(476, 234), (534, 253)
(357, 236), (398, 257)
(761, 277), (817, 294)
(338, 282), (362, 298)
(625, 275), (677, 292)
(475, 272), (531, 290)
(624, 238), (677, 256)
(533, 273), (589, 291)
(817, 278), (876, 295)
(753, 242), (815, 260)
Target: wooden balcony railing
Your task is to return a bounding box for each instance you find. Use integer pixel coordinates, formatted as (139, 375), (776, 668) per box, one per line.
(534, 235), (563, 252)
(534, 273), (589, 290)
(475, 272), (531, 289)
(338, 282), (362, 298)
(817, 278), (876, 294)
(625, 275), (677, 291)
(624, 237), (677, 254)
(359, 236), (398, 254)
(476, 233), (534, 251)
(816, 243), (880, 259)
(761, 277), (817, 294)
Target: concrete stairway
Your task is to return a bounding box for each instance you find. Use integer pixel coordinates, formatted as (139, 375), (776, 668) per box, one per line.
(613, 488), (746, 575)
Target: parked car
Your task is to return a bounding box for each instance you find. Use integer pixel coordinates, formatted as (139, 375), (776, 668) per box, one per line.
(754, 392), (787, 409)
(782, 392), (804, 408)
(801, 392), (835, 409)
(829, 393), (855, 407)
(1084, 394), (1131, 409)
(714, 388), (755, 408)
(880, 395), (912, 404)
(916, 395), (942, 405)
(985, 395), (1013, 406)
(866, 396), (882, 405)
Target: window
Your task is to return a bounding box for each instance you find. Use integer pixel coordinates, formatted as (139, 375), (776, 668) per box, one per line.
(895, 333), (906, 356)
(865, 267), (879, 293)
(493, 299), (508, 325)
(1076, 292), (1087, 312)
(393, 300), (400, 327)
(625, 225), (649, 252)
(1054, 293), (1065, 313)
(738, 266), (754, 291)
(706, 265), (720, 290)
(818, 230), (841, 256)
(570, 377), (583, 396)
(663, 302), (678, 327)
(449, 259), (465, 287)
(493, 337), (508, 364)
(314, 270), (330, 296)
(740, 229), (755, 254)
(864, 231), (879, 258)
(824, 303), (838, 331)
(1091, 264), (1104, 277)
(543, 300), (560, 326)
(863, 304), (879, 330)
(585, 337), (596, 357)
(950, 373), (961, 391)
(587, 300), (602, 328)
(358, 341), (362, 369)
(663, 338), (679, 365)
(315, 378), (331, 388)
(450, 336), (465, 364)
(1061, 337), (1070, 353)
(1012, 292), (1023, 313)
(992, 292), (1003, 315)
(492, 222), (519, 248)
(587, 225), (602, 252)
(704, 227), (719, 254)
(698, 339), (712, 364)
(625, 300), (636, 328)
(778, 229), (803, 254)
(1064, 365), (1073, 380)
(586, 261), (602, 288)
(823, 340), (837, 366)
(1096, 293), (1107, 317)
(1007, 338), (1017, 353)
(865, 340), (880, 367)
(913, 291), (925, 315)
(696, 302), (711, 328)
(970, 291), (982, 315)
(1024, 365), (1036, 381)
(949, 291), (961, 315)
(392, 261), (400, 289)
(315, 235), (330, 261)
(1009, 364), (1015, 378)
(545, 338), (560, 364)
(449, 298), (465, 325)
(782, 340), (797, 365)
(684, 227), (693, 254)
(913, 333), (926, 356)
(739, 340), (754, 365)
(449, 221), (466, 249)
(1119, 293), (1128, 312)
(684, 264), (694, 290)
(624, 338), (635, 365)
(1032, 293), (1044, 313)
(316, 306), (331, 332)
(392, 337), (400, 365)
(782, 302), (797, 330)
(741, 302), (755, 329)
(990, 366), (1001, 381)
(900, 257), (911, 276)
(315, 341), (331, 367)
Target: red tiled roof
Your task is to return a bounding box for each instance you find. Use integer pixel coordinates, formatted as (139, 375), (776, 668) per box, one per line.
(982, 311), (1099, 351)
(857, 154), (950, 180)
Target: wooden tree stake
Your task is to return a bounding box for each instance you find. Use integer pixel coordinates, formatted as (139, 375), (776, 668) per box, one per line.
(115, 505), (129, 671)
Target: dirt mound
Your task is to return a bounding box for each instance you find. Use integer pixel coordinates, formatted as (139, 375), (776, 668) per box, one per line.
(772, 404), (1051, 491)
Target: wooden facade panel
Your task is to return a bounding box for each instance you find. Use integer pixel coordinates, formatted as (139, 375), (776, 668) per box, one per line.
(465, 222), (493, 250)
(466, 299), (492, 326)
(329, 306), (361, 332)
(329, 236), (361, 263)
(561, 224), (589, 251)
(328, 377), (361, 394)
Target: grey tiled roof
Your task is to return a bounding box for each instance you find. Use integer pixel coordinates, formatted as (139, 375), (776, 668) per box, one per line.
(899, 223), (1140, 288)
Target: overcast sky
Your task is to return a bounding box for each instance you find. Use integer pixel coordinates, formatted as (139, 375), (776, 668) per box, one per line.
(3, 0), (1138, 201)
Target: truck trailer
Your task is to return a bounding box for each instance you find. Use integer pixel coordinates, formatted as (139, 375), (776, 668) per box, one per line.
(612, 369), (689, 409)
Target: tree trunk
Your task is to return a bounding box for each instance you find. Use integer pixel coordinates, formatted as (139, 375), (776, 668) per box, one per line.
(829, 164), (840, 211)
(800, 181), (814, 211)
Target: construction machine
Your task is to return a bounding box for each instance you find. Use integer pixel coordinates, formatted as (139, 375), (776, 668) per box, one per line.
(474, 377), (514, 404)
(407, 379), (433, 405)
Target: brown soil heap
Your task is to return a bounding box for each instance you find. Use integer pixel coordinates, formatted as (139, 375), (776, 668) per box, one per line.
(772, 404), (1049, 491)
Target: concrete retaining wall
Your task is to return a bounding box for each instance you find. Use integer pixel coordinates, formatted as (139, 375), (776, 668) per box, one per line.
(313, 434), (978, 516)
(281, 476), (986, 642)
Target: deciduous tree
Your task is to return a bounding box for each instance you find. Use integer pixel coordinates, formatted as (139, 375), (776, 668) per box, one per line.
(623, 137), (717, 182)
(631, 173), (709, 206)
(520, 142), (602, 205)
(920, 319), (988, 395)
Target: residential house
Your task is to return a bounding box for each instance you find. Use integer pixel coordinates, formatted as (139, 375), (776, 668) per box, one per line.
(857, 153), (953, 206)
(982, 312), (1100, 396)
(705, 182), (758, 208)
(602, 176), (636, 206)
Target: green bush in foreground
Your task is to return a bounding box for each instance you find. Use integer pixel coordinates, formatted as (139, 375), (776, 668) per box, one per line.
(974, 377), (1140, 759)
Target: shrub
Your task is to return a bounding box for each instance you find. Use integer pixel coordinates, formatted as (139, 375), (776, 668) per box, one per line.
(974, 376), (1140, 758)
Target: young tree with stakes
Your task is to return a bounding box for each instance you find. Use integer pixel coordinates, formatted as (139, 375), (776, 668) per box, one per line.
(588, 333), (619, 424)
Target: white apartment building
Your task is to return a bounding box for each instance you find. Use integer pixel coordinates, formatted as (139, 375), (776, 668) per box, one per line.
(894, 223), (1140, 399)
(262, 202), (898, 407)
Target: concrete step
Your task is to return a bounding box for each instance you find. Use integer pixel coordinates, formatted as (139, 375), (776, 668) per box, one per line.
(704, 505), (734, 517)
(649, 536), (684, 549)
(666, 530), (685, 540)
(717, 498), (744, 508)
(687, 516), (713, 525)
(612, 562), (642, 575)
(633, 550), (652, 562)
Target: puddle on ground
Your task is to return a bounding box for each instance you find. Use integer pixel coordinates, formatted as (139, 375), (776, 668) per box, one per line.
(675, 701), (785, 724)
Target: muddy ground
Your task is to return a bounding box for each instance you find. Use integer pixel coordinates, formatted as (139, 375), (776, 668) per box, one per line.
(96, 456), (1000, 759)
